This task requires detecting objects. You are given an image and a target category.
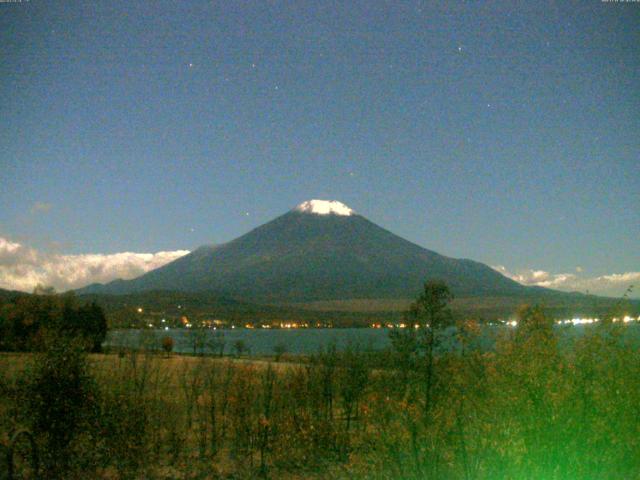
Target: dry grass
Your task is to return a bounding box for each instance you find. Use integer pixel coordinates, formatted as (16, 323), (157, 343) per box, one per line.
(2, 320), (639, 479)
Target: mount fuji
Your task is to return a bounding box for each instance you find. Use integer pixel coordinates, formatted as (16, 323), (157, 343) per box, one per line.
(78, 200), (539, 303)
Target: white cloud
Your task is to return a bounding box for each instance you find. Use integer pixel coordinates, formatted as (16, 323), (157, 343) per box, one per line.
(0, 236), (189, 293)
(493, 265), (639, 299)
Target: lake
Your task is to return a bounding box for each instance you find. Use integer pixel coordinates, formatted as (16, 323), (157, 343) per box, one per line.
(106, 328), (393, 356)
(105, 323), (640, 356)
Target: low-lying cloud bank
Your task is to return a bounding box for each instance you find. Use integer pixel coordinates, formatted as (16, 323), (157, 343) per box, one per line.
(492, 265), (639, 299)
(0, 237), (190, 293)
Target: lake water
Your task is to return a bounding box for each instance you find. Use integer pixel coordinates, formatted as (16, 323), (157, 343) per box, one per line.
(105, 323), (640, 356)
(106, 328), (393, 356)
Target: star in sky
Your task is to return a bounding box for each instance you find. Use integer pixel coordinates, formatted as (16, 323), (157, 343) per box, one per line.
(1, 1), (637, 287)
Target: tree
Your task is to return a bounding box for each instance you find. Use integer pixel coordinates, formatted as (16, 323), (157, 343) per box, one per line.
(161, 336), (174, 357)
(208, 330), (226, 357)
(273, 342), (287, 362)
(33, 284), (56, 295)
(388, 280), (454, 477)
(0, 294), (107, 352)
(407, 280), (453, 415)
(186, 327), (207, 356)
(338, 344), (369, 434)
(491, 305), (563, 478)
(24, 336), (99, 477)
(79, 302), (108, 352)
(233, 339), (248, 358)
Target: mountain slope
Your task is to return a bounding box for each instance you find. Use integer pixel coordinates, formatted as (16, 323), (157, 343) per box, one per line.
(78, 200), (530, 302)
(0, 287), (29, 302)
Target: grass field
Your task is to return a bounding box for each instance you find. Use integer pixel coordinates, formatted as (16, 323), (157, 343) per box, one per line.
(1, 312), (639, 479)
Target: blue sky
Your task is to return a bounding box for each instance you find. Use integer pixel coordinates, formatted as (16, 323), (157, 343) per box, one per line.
(0, 1), (638, 295)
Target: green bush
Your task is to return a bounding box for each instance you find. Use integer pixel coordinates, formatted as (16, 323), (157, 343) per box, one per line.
(22, 335), (99, 477)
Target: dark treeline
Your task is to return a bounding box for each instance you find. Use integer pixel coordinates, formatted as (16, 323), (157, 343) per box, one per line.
(0, 282), (638, 479)
(78, 289), (640, 329)
(0, 292), (107, 352)
(83, 289), (402, 329)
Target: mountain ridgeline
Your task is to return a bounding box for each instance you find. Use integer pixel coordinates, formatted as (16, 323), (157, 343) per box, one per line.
(79, 200), (532, 302)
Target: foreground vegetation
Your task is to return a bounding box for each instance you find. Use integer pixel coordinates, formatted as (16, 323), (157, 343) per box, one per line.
(0, 292), (107, 353)
(0, 283), (639, 479)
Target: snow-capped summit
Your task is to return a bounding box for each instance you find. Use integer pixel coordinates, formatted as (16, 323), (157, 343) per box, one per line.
(294, 199), (354, 216)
